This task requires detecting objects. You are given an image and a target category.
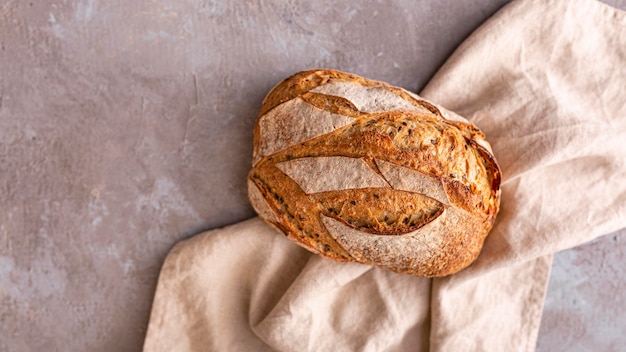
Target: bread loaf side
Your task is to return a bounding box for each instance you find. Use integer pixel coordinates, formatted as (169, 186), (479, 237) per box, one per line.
(248, 69), (501, 277)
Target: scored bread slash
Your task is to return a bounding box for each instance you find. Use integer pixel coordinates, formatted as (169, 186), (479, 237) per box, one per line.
(248, 69), (501, 277)
(254, 98), (355, 166)
(275, 156), (390, 194)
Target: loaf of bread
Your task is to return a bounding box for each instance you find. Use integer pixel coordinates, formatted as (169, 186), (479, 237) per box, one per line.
(247, 69), (501, 277)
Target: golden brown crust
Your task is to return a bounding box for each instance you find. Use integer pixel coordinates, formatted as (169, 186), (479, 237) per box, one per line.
(248, 69), (501, 277)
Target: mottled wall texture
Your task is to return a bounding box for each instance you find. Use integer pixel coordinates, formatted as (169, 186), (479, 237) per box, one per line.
(1, 0), (624, 351)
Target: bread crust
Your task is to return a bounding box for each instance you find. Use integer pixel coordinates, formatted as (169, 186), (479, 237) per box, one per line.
(248, 69), (501, 277)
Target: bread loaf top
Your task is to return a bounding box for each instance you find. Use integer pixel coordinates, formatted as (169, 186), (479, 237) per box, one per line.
(248, 69), (501, 277)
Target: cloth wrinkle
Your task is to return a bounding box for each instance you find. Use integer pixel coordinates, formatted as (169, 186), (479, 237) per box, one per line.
(247, 235), (310, 327)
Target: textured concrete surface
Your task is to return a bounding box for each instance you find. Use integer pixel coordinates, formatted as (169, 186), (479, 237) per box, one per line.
(537, 229), (626, 352)
(1, 0), (624, 351)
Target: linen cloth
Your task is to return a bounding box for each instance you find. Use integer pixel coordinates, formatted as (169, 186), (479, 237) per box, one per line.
(143, 0), (626, 350)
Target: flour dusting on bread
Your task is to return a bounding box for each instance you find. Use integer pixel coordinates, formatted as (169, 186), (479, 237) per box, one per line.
(248, 69), (501, 277)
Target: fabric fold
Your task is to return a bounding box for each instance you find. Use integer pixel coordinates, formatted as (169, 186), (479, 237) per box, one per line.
(253, 263), (431, 351)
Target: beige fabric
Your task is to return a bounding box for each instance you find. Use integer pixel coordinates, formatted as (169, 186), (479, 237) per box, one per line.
(143, 0), (626, 350)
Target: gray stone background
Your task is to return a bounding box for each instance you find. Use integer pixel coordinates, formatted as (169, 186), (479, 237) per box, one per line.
(1, 0), (625, 350)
